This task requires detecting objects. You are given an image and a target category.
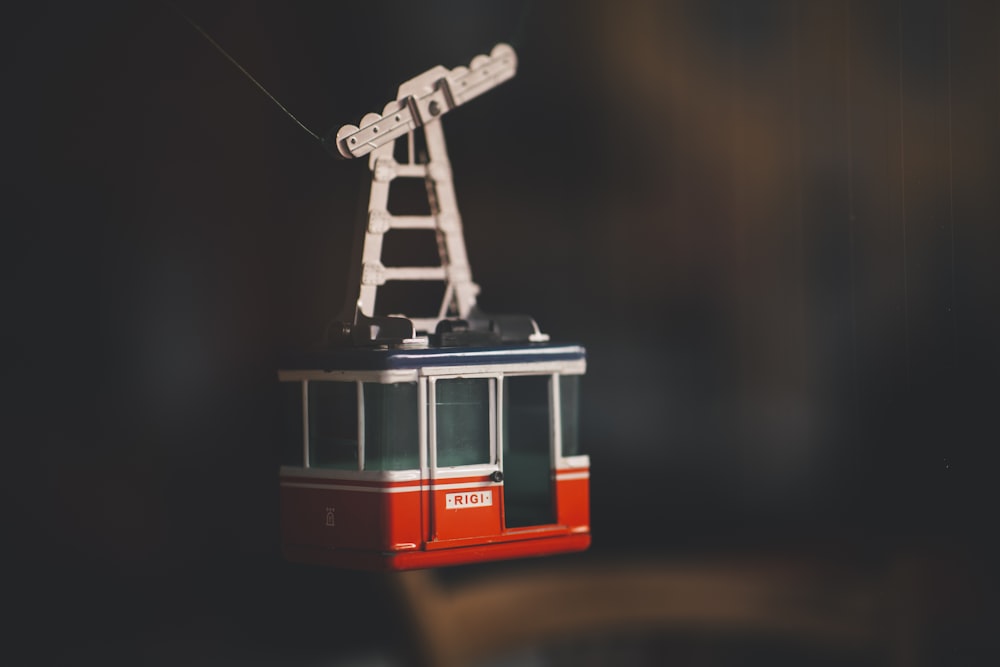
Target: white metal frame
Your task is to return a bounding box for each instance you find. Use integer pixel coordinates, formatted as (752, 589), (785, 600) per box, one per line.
(278, 369), (418, 383)
(280, 362), (587, 477)
(427, 373), (501, 479)
(332, 45), (532, 339)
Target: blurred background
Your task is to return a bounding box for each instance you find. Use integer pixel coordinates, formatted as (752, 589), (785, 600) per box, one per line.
(5, 0), (998, 664)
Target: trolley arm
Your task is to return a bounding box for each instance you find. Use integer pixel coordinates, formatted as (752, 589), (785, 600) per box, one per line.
(330, 43), (517, 159)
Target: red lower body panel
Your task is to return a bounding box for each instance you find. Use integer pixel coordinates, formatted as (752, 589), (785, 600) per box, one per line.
(280, 469), (590, 570)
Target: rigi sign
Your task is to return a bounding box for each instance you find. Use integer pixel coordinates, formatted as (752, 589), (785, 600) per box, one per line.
(445, 490), (492, 509)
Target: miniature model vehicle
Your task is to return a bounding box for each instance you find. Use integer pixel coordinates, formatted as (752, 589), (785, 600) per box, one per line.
(278, 45), (589, 570)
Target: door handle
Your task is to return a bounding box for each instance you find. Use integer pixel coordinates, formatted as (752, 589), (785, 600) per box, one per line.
(490, 470), (504, 483)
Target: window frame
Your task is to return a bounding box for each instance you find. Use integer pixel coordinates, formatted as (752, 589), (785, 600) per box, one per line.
(279, 363), (586, 477)
(362, 380), (422, 472)
(291, 376), (422, 473)
(301, 379), (362, 471)
(428, 373), (500, 477)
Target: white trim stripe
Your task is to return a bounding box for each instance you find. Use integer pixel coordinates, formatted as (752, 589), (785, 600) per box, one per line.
(419, 360), (586, 377)
(431, 481), (497, 491)
(281, 480), (501, 493)
(280, 468), (585, 483)
(279, 466), (421, 482)
(281, 482), (420, 493)
(278, 369), (419, 383)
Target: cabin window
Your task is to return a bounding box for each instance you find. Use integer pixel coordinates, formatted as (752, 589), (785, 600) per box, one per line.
(308, 381), (359, 469)
(363, 382), (419, 470)
(503, 375), (551, 456)
(503, 375), (555, 527)
(559, 375), (581, 457)
(435, 378), (492, 467)
(280, 381), (304, 467)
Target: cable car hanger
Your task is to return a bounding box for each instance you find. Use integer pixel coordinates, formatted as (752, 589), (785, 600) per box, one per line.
(328, 44), (548, 349)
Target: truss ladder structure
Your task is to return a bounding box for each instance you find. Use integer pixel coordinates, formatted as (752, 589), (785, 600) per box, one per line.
(332, 44), (546, 347)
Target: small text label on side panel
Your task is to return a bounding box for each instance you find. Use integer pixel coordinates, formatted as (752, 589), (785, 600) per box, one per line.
(445, 490), (493, 509)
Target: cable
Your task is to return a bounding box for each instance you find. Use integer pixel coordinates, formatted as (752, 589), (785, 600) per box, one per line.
(165, 1), (322, 143)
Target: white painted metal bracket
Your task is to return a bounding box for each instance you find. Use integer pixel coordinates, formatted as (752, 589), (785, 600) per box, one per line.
(331, 44), (547, 346)
(334, 44), (517, 159)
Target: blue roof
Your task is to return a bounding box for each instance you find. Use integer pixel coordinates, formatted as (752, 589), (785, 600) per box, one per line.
(279, 342), (586, 371)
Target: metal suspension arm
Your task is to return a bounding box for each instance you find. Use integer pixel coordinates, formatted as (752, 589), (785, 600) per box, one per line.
(333, 44), (517, 159)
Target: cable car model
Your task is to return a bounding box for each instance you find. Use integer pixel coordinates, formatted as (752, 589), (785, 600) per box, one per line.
(278, 44), (589, 570)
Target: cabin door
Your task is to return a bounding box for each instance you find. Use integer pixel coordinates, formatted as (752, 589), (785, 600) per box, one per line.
(502, 375), (557, 528)
(428, 376), (503, 542)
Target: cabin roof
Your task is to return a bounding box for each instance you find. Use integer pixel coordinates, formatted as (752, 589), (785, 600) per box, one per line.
(279, 342), (586, 371)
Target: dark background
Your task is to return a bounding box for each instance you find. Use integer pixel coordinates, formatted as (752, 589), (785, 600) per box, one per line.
(5, 0), (998, 664)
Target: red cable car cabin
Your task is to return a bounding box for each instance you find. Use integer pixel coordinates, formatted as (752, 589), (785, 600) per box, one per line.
(278, 343), (589, 571)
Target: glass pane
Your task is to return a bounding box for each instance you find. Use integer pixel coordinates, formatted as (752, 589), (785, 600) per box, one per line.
(364, 382), (419, 470)
(280, 381), (304, 467)
(504, 375), (550, 457)
(436, 378), (491, 467)
(308, 381), (358, 469)
(560, 375), (582, 457)
(503, 375), (555, 527)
